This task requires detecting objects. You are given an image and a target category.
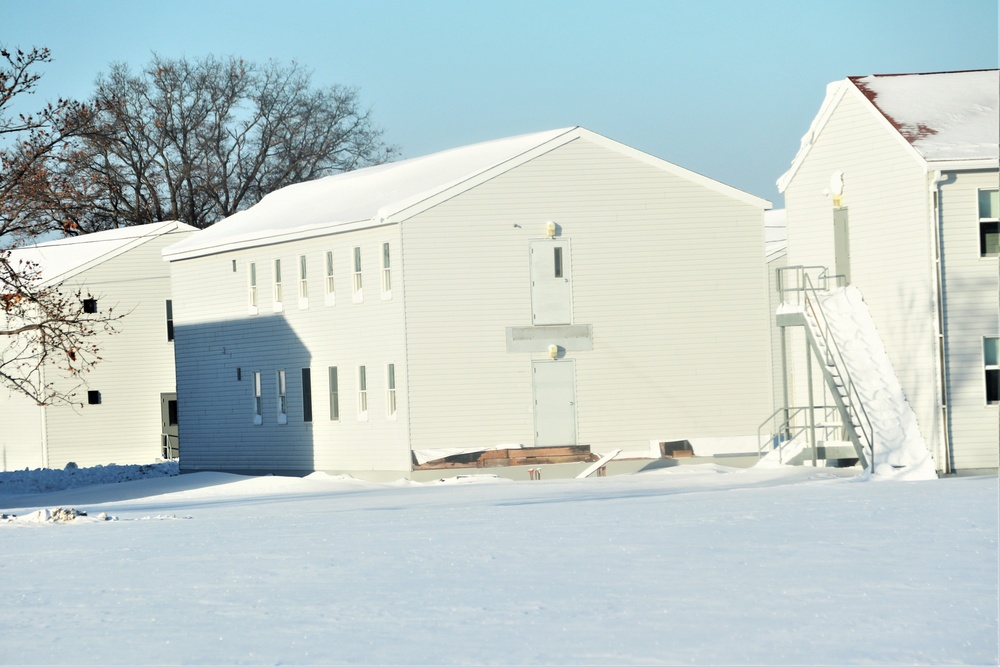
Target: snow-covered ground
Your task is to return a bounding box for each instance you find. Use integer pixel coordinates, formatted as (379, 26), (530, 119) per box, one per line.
(1, 463), (997, 665)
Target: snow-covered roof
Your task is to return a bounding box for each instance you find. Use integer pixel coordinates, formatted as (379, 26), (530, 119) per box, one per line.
(851, 70), (999, 162)
(9, 221), (195, 286)
(164, 126), (771, 261)
(779, 70), (999, 192)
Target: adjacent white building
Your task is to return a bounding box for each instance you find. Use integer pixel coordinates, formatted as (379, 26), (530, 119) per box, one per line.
(164, 127), (776, 478)
(777, 70), (999, 474)
(0, 221), (195, 470)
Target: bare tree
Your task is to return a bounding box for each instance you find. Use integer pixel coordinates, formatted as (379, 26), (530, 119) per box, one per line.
(0, 46), (121, 405)
(40, 54), (396, 232)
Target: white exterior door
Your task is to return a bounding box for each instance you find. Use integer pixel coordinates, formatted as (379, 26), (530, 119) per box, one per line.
(532, 360), (577, 447)
(529, 239), (572, 325)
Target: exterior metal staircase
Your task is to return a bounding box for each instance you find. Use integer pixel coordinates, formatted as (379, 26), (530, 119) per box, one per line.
(760, 266), (874, 469)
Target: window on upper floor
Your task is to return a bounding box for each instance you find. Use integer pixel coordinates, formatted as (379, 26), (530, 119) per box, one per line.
(353, 246), (363, 303)
(273, 259), (284, 311)
(985, 337), (999, 405)
(165, 300), (174, 342)
(298, 255), (308, 308)
(82, 298), (97, 314)
(248, 262), (259, 312)
(381, 242), (392, 299)
(980, 189), (999, 257)
(325, 250), (336, 305)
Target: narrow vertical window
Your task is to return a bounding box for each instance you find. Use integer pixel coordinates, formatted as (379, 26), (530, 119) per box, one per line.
(298, 254), (308, 307)
(328, 366), (340, 421)
(325, 250), (336, 305)
(385, 363), (397, 418)
(249, 262), (258, 311)
(276, 370), (288, 424)
(352, 246), (363, 302)
(381, 242), (392, 299)
(165, 300), (174, 342)
(301, 368), (312, 422)
(273, 258), (283, 311)
(357, 365), (368, 419)
(979, 189), (999, 257)
(253, 371), (263, 424)
(985, 337), (999, 405)
(553, 246), (563, 278)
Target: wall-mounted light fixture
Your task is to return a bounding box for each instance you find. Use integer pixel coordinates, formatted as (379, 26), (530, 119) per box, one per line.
(546, 220), (556, 238)
(548, 344), (559, 359)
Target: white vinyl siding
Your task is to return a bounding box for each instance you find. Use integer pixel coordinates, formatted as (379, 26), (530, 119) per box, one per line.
(0, 223), (194, 470)
(170, 224), (408, 474)
(400, 137), (772, 453)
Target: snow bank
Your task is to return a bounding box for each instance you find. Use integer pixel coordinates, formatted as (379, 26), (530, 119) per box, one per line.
(0, 461), (179, 495)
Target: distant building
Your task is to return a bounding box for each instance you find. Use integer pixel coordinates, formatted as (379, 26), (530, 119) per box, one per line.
(776, 70), (999, 474)
(0, 221), (196, 470)
(164, 127), (776, 478)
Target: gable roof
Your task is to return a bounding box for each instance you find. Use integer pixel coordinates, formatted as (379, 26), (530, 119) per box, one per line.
(163, 127), (770, 261)
(9, 221), (195, 286)
(778, 69), (999, 192)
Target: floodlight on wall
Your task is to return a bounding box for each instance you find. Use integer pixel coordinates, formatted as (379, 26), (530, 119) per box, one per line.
(548, 344), (559, 359)
(546, 221), (557, 238)
(830, 170), (845, 207)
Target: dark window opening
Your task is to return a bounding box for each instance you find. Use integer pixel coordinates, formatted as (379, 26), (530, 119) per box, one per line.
(986, 369), (999, 404)
(165, 300), (174, 341)
(237, 367), (242, 381)
(553, 247), (563, 278)
(87, 390), (101, 405)
(167, 399), (178, 425)
(83, 298), (97, 314)
(302, 368), (313, 422)
(980, 221), (999, 257)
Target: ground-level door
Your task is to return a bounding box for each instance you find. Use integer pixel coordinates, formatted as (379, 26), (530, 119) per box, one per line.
(160, 392), (178, 459)
(532, 360), (577, 447)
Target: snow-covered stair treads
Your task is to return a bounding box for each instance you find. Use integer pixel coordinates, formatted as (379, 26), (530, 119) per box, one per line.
(817, 286), (936, 480)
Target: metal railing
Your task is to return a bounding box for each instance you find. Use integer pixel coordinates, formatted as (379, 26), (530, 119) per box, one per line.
(757, 404), (848, 464)
(774, 266), (875, 469)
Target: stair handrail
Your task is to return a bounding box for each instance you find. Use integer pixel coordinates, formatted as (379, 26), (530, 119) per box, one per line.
(758, 404), (849, 463)
(778, 266), (875, 467)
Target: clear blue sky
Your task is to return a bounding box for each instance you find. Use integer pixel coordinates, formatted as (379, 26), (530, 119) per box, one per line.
(4, 0), (998, 206)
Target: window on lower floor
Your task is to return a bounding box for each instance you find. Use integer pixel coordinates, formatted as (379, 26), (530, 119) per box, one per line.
(386, 363), (396, 418)
(253, 371), (263, 425)
(301, 368), (312, 422)
(357, 365), (368, 419)
(985, 337), (999, 405)
(980, 189), (999, 257)
(276, 370), (288, 424)
(328, 366), (340, 421)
